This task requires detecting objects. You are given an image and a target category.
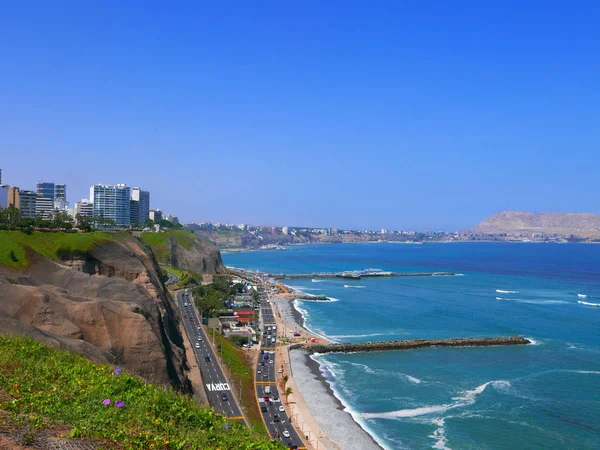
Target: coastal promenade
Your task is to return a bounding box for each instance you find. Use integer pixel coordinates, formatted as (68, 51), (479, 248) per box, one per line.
(304, 336), (531, 354)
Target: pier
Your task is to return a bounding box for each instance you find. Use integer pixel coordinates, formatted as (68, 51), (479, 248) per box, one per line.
(269, 271), (456, 280)
(304, 336), (530, 354)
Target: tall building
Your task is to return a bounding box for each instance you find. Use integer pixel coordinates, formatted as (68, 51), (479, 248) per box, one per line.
(0, 184), (9, 209)
(36, 182), (55, 199)
(130, 187), (150, 225)
(90, 184), (131, 228)
(167, 214), (179, 225)
(55, 184), (67, 202)
(75, 200), (94, 218)
(149, 209), (162, 222)
(36, 196), (54, 220)
(18, 191), (37, 219)
(7, 187), (20, 209)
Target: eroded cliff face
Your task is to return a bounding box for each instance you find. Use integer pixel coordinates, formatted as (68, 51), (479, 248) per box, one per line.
(172, 235), (227, 274)
(0, 235), (191, 392)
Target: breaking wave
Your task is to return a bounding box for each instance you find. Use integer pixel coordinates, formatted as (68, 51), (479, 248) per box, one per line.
(496, 289), (519, 294)
(578, 294), (588, 299)
(578, 300), (600, 307)
(344, 284), (366, 288)
(362, 380), (510, 420)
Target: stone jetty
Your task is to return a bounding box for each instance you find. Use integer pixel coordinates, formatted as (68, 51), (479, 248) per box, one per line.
(304, 336), (530, 354)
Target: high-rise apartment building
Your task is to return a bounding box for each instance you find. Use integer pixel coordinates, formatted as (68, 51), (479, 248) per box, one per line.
(0, 184), (8, 209)
(19, 191), (37, 219)
(36, 196), (54, 219)
(131, 187), (150, 225)
(149, 209), (162, 222)
(75, 200), (94, 218)
(7, 187), (20, 209)
(55, 184), (67, 202)
(36, 182), (55, 199)
(90, 184), (131, 227)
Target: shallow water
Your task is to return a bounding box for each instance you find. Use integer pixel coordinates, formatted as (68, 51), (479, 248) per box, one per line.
(225, 243), (600, 449)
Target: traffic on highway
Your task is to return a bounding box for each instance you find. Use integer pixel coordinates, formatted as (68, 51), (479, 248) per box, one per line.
(176, 289), (245, 422)
(255, 287), (305, 449)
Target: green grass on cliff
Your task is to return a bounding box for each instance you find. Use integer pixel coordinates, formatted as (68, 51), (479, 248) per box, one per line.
(0, 230), (114, 269)
(0, 335), (284, 450)
(140, 230), (195, 264)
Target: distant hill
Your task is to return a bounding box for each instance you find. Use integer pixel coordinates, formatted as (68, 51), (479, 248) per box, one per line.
(464, 212), (600, 238)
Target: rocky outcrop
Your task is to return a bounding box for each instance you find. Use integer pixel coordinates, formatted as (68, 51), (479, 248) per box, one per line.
(305, 336), (530, 354)
(0, 234), (192, 392)
(172, 235), (227, 274)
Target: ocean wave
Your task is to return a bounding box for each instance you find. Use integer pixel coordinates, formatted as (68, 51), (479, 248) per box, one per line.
(496, 289), (519, 294)
(429, 417), (451, 450)
(406, 375), (423, 384)
(496, 297), (569, 305)
(525, 337), (540, 345)
(348, 362), (377, 375)
(311, 279), (325, 283)
(578, 300), (600, 307)
(577, 294), (588, 299)
(362, 380), (510, 420)
(344, 284), (366, 288)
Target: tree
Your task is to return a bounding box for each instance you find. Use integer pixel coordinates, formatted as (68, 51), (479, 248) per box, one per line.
(282, 375), (288, 385)
(285, 387), (293, 402)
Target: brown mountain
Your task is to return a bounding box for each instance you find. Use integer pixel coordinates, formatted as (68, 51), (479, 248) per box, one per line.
(464, 212), (600, 238)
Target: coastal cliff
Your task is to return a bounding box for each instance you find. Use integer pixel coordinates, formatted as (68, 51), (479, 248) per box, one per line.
(0, 231), (192, 391)
(305, 336), (531, 354)
(141, 230), (226, 274)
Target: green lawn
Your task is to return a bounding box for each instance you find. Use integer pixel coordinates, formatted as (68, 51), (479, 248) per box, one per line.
(0, 335), (283, 450)
(0, 230), (114, 269)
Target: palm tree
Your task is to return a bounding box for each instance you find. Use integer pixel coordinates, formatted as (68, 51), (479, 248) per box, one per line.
(285, 387), (293, 402)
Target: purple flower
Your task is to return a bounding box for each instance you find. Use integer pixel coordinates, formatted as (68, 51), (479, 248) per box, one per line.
(102, 399), (111, 406)
(224, 422), (230, 430)
(115, 400), (124, 408)
(113, 367), (122, 375)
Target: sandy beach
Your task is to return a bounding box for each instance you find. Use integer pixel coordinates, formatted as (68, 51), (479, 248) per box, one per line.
(271, 295), (383, 450)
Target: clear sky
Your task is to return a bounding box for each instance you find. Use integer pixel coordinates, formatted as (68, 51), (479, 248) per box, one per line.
(1, 1), (598, 231)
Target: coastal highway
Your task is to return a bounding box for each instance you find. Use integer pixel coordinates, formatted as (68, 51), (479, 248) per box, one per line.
(165, 270), (179, 286)
(256, 289), (306, 449)
(175, 289), (246, 422)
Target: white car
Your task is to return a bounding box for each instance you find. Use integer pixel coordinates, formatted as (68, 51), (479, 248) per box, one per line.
(269, 350), (275, 355)
(279, 405), (285, 412)
(282, 430), (290, 438)
(195, 343), (200, 349)
(184, 303), (188, 307)
(269, 360), (274, 364)
(278, 368), (283, 373)
(257, 369), (262, 374)
(197, 336), (202, 341)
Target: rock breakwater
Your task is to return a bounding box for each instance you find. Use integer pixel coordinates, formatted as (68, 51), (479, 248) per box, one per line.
(304, 336), (530, 354)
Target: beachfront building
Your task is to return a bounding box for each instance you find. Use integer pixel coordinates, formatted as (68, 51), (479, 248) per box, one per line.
(90, 184), (131, 228)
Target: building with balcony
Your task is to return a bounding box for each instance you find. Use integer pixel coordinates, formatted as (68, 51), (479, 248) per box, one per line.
(90, 184), (131, 228)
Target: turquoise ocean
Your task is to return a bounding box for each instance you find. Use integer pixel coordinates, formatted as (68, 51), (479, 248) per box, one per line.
(224, 243), (600, 449)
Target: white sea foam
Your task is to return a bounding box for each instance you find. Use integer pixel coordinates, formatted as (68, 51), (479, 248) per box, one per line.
(406, 375), (423, 384)
(348, 362), (377, 374)
(363, 380), (510, 420)
(525, 337), (540, 345)
(578, 293), (588, 299)
(329, 331), (402, 339)
(344, 284), (366, 288)
(495, 297), (504, 300)
(311, 279), (324, 283)
(578, 300), (600, 307)
(496, 289), (519, 294)
(429, 417), (452, 450)
(571, 370), (600, 375)
(496, 297), (569, 305)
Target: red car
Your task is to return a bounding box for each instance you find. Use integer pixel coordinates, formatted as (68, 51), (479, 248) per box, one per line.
(184, 314), (187, 318)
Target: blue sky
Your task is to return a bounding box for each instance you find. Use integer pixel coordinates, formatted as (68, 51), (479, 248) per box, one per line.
(1, 1), (598, 230)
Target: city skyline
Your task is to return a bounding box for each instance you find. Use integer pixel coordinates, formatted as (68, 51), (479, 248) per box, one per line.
(1, 2), (599, 230)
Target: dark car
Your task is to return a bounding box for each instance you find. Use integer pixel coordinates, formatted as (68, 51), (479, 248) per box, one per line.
(273, 414), (280, 422)
(272, 394), (279, 401)
(222, 394), (228, 401)
(204, 356), (210, 362)
(288, 443), (298, 450)
(261, 406), (267, 412)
